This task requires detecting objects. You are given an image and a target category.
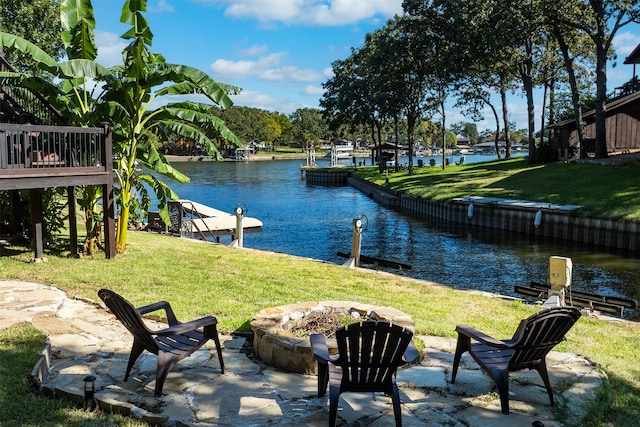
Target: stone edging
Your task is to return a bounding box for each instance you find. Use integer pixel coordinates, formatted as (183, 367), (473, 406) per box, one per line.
(29, 340), (171, 425)
(251, 300), (415, 375)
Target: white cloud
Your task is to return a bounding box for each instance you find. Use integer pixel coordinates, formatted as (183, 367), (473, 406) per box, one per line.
(240, 44), (269, 56)
(193, 0), (403, 26)
(211, 52), (283, 79)
(94, 31), (127, 67)
(230, 89), (303, 114)
(148, 0), (175, 13)
(302, 85), (325, 96)
(211, 52), (323, 82)
(613, 31), (640, 57)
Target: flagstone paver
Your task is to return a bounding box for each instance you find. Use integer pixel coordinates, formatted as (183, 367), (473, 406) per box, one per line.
(1, 280), (603, 426)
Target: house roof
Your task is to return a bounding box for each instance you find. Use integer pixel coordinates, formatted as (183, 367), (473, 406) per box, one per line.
(548, 90), (640, 129)
(374, 142), (403, 150)
(624, 42), (640, 64)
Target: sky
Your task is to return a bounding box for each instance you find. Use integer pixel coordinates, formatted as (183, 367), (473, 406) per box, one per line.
(90, 0), (640, 133)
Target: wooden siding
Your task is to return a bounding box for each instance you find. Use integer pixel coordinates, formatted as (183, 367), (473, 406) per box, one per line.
(0, 123), (112, 190)
(550, 92), (640, 157)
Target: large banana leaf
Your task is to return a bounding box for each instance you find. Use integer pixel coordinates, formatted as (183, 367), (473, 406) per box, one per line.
(60, 0), (98, 60)
(61, 0), (96, 34)
(158, 103), (242, 147)
(0, 72), (22, 84)
(153, 64), (240, 108)
(138, 174), (177, 226)
(0, 33), (58, 74)
(57, 59), (110, 79)
(153, 120), (223, 159)
(137, 141), (189, 183)
(120, 1), (153, 45)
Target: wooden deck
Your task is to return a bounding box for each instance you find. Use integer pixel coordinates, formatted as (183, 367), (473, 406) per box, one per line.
(0, 123), (115, 259)
(0, 123), (112, 189)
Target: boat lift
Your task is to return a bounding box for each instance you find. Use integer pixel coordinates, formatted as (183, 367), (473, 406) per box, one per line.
(515, 256), (638, 317)
(159, 200), (262, 246)
(339, 215), (411, 270)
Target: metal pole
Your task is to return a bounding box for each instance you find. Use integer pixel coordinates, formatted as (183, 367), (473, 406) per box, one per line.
(350, 218), (363, 267)
(234, 206), (244, 247)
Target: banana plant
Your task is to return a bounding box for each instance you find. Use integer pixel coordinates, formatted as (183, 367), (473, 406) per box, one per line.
(101, 0), (242, 252)
(0, 0), (242, 254)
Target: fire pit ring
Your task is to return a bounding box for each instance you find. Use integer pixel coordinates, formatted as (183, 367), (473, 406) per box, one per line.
(250, 301), (415, 375)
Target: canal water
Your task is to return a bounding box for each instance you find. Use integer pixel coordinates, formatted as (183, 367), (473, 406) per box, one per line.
(167, 156), (640, 318)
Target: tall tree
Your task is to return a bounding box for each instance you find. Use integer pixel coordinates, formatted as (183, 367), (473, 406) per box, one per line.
(290, 107), (327, 146)
(550, 0), (640, 158)
(0, 0), (64, 74)
(542, 2), (597, 157)
(404, 0), (518, 161)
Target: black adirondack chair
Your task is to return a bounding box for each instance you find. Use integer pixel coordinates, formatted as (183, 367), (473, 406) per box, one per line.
(98, 289), (224, 396)
(451, 306), (582, 414)
(310, 320), (419, 427)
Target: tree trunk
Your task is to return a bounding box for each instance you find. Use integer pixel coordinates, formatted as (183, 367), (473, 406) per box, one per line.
(594, 46), (608, 158)
(499, 83), (509, 160)
(407, 113), (415, 176)
(540, 82), (548, 149)
(519, 39), (535, 164)
(440, 98), (446, 170)
(488, 101), (501, 158)
(555, 26), (585, 156)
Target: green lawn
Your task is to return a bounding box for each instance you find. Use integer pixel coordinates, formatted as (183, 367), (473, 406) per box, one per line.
(355, 156), (640, 220)
(0, 323), (145, 427)
(1, 229), (639, 426)
(1, 156), (640, 426)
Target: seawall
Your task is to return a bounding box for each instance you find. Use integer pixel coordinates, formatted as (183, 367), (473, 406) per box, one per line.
(304, 169), (640, 252)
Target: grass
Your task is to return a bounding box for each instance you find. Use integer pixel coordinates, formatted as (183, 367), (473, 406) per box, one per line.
(1, 156), (640, 425)
(355, 156), (640, 220)
(0, 323), (145, 427)
(1, 231), (640, 426)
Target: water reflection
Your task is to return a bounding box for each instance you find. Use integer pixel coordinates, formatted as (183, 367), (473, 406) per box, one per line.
(167, 159), (639, 318)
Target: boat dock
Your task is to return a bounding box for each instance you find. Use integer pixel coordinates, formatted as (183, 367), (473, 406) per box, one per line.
(148, 200), (263, 243)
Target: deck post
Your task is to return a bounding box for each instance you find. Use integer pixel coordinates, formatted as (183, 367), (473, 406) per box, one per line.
(67, 186), (78, 256)
(29, 189), (45, 261)
(101, 124), (116, 259)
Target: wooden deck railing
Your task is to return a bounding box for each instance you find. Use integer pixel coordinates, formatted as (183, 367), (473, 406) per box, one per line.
(0, 123), (111, 178)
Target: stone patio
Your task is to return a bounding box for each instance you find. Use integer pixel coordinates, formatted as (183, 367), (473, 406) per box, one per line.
(1, 280), (604, 426)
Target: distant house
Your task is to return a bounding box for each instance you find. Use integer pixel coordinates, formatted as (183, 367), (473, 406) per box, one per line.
(548, 42), (640, 159)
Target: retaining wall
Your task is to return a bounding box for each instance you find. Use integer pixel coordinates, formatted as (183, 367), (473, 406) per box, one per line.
(305, 170), (640, 252)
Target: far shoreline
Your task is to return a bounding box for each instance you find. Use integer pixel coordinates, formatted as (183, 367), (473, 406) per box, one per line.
(164, 154), (306, 162)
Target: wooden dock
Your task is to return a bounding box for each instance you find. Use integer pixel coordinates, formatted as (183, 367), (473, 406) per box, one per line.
(148, 200), (263, 242)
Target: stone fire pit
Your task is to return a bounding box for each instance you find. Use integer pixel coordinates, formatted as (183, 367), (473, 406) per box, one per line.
(250, 301), (415, 375)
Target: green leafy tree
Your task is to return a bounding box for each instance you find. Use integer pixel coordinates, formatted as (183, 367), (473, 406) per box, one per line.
(0, 0), (64, 74)
(290, 108), (327, 147)
(538, 6), (596, 154)
(271, 112), (293, 146)
(321, 53), (380, 154)
(0, 0), (242, 254)
(450, 122), (479, 143)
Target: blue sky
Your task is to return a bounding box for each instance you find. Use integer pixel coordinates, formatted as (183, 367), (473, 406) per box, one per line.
(90, 0), (640, 133)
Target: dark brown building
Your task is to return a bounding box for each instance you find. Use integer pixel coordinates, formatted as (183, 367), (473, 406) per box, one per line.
(549, 43), (640, 159)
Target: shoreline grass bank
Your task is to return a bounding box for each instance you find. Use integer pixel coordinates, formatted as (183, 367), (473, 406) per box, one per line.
(1, 231), (639, 426)
(352, 156), (640, 221)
